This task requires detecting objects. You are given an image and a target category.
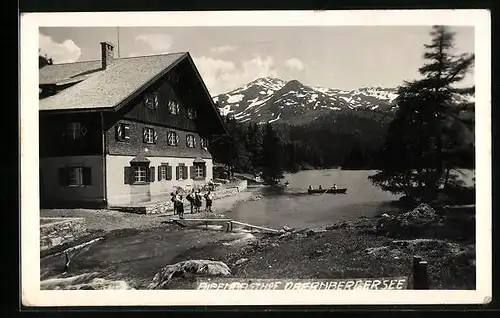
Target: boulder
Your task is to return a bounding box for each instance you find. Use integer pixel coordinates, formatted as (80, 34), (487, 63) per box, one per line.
(148, 260), (231, 289)
(282, 226), (294, 232)
(398, 203), (442, 227)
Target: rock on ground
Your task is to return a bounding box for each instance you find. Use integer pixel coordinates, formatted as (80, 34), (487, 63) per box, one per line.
(374, 203), (444, 237)
(148, 260), (231, 289)
(40, 272), (134, 290)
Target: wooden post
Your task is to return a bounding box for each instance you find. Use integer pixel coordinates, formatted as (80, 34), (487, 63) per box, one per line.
(64, 252), (69, 272)
(418, 261), (429, 289)
(226, 222), (231, 232)
(413, 256), (429, 289)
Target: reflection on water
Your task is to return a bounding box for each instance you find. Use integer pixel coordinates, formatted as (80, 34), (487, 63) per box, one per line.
(229, 169), (402, 229)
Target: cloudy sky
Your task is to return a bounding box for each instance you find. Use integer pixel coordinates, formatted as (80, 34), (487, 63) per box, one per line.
(39, 26), (474, 96)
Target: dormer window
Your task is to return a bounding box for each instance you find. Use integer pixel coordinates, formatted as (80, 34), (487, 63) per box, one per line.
(144, 93), (158, 110)
(186, 134), (196, 148)
(168, 100), (180, 115)
(187, 108), (197, 120)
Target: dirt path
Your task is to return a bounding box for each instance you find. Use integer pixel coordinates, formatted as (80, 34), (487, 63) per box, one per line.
(40, 189), (258, 232)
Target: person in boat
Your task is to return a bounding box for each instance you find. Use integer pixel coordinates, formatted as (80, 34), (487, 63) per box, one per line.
(318, 185), (322, 190)
(332, 184), (337, 190)
(308, 185), (313, 191)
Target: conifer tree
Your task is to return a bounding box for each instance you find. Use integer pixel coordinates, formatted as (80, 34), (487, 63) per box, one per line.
(261, 123), (285, 185)
(369, 26), (474, 199)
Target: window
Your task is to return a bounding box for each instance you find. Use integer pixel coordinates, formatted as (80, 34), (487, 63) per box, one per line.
(134, 165), (147, 183)
(176, 164), (188, 180)
(144, 93), (159, 110)
(195, 164), (204, 179)
(168, 100), (180, 114)
(201, 137), (209, 150)
(186, 134), (196, 148)
(115, 123), (130, 141)
(158, 164), (172, 181)
(58, 166), (91, 186)
(187, 108), (197, 120)
(168, 131), (179, 146)
(66, 122), (86, 140)
(124, 163), (155, 184)
(191, 163), (206, 180)
(143, 127), (157, 144)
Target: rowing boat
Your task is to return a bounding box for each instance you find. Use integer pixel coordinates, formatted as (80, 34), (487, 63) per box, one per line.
(307, 188), (347, 194)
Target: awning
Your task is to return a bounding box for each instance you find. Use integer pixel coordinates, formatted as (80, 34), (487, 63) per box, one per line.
(130, 154), (151, 163)
(193, 157), (205, 164)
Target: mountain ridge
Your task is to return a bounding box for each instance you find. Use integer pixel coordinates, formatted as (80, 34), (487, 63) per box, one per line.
(212, 77), (474, 125)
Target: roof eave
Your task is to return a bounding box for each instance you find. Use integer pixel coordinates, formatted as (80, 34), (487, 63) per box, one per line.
(39, 107), (115, 114)
(184, 53), (229, 136)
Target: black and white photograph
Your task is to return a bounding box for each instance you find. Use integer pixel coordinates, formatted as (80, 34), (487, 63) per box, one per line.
(21, 10), (491, 306)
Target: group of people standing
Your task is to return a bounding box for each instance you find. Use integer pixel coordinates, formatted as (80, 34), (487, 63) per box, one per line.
(170, 189), (213, 219)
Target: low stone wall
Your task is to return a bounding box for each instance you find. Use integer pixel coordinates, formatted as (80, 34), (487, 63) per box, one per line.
(40, 217), (88, 252)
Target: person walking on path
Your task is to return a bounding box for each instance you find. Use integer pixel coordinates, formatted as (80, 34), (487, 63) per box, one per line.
(204, 190), (213, 213)
(194, 190), (202, 214)
(177, 195), (185, 219)
(170, 192), (177, 215)
(186, 189), (195, 214)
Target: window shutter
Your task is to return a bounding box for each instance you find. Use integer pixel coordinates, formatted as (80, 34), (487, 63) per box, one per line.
(149, 166), (155, 182)
(185, 136), (189, 147)
(183, 166), (188, 179)
(202, 165), (207, 178)
(124, 125), (130, 140)
(124, 166), (132, 184)
(143, 128), (147, 143)
(153, 130), (158, 144)
(115, 125), (122, 141)
(190, 166), (195, 179)
(175, 134), (179, 146)
(167, 165), (173, 180)
(82, 167), (92, 185)
(176, 166), (180, 180)
(193, 137), (197, 148)
(58, 167), (68, 186)
(158, 166), (162, 181)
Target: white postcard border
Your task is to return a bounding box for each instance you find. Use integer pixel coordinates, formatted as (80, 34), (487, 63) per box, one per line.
(21, 9), (492, 306)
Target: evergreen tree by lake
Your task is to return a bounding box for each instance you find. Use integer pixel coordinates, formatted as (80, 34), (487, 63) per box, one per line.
(368, 25), (475, 201)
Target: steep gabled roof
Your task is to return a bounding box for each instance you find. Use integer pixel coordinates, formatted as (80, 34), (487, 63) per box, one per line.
(39, 52), (187, 111)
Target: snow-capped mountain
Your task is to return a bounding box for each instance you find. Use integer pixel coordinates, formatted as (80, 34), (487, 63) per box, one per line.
(213, 77), (473, 125)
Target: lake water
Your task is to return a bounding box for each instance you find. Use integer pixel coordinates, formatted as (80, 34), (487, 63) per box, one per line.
(228, 169), (402, 229)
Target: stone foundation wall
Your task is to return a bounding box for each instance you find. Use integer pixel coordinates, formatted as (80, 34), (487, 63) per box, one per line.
(40, 217), (87, 251)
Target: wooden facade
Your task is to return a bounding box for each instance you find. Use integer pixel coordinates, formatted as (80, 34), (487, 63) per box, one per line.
(39, 50), (226, 208)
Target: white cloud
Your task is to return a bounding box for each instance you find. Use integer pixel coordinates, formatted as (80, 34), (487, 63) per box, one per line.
(129, 33), (173, 57)
(209, 45), (237, 54)
(284, 57), (305, 72)
(193, 55), (278, 95)
(39, 33), (82, 64)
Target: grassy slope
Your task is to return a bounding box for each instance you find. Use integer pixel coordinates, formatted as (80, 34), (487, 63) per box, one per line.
(159, 204), (475, 290)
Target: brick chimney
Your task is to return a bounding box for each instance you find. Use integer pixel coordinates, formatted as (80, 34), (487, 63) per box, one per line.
(100, 42), (115, 69)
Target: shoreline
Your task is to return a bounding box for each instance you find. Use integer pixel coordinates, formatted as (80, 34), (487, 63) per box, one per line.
(40, 190), (475, 290)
